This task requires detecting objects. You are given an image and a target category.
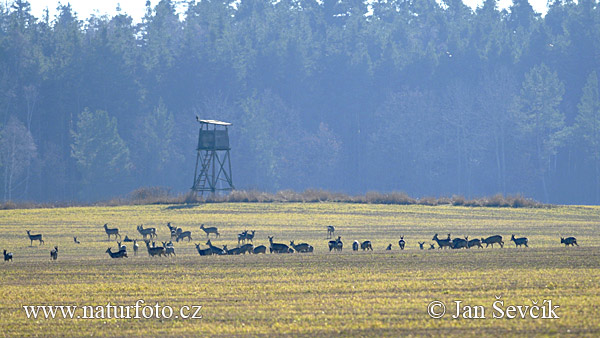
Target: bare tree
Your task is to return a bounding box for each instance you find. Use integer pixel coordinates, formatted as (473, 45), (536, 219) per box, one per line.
(0, 116), (37, 201)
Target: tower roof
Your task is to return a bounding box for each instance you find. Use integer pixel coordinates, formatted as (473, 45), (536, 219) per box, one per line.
(196, 117), (232, 126)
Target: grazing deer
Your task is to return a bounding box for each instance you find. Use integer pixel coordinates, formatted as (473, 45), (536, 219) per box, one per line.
(144, 240), (165, 257)
(50, 246), (58, 260)
(432, 233), (452, 249)
(224, 245), (242, 255)
(106, 247), (128, 258)
(268, 236), (292, 253)
(482, 235), (504, 248)
(133, 240), (139, 256)
(73, 237), (80, 244)
(237, 230), (248, 245)
(123, 235), (133, 242)
(26, 230), (44, 246)
(253, 245), (267, 254)
(326, 226), (335, 239)
(328, 236), (343, 252)
(451, 237), (468, 249)
(102, 224), (120, 240)
(561, 236), (578, 246)
(290, 241), (313, 253)
(418, 242), (425, 250)
(176, 230), (192, 242)
(246, 230), (255, 243)
(3, 250), (13, 262)
(398, 236), (405, 250)
(386, 244), (392, 250)
(206, 239), (225, 255)
(162, 241), (176, 257)
(137, 225), (157, 239)
(511, 234), (528, 247)
(200, 224), (220, 238)
(194, 243), (213, 256)
(467, 238), (483, 249)
(239, 243), (254, 254)
(352, 240), (359, 251)
(361, 240), (373, 251)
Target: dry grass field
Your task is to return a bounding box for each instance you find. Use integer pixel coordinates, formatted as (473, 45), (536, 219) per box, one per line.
(0, 203), (599, 337)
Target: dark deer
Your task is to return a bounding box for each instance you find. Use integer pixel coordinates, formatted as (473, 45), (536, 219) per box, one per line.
(123, 235), (133, 242)
(144, 240), (165, 257)
(237, 230), (248, 245)
(206, 239), (225, 255)
(200, 224), (220, 238)
(398, 236), (405, 250)
(176, 230), (192, 242)
(432, 233), (452, 249)
(246, 230), (255, 243)
(361, 240), (373, 251)
(106, 247), (128, 258)
(386, 244), (392, 250)
(511, 234), (528, 247)
(428, 244), (435, 250)
(195, 243), (213, 256)
(467, 238), (483, 249)
(451, 236), (468, 249)
(162, 241), (176, 257)
(239, 243), (254, 254)
(26, 230), (44, 246)
(137, 225), (157, 239)
(253, 245), (267, 254)
(328, 236), (343, 252)
(482, 235), (504, 248)
(418, 242), (425, 250)
(103, 224), (120, 240)
(561, 236), (578, 246)
(268, 236), (292, 253)
(73, 237), (80, 244)
(290, 241), (313, 253)
(50, 246), (58, 260)
(352, 240), (359, 251)
(224, 245), (242, 255)
(3, 250), (13, 262)
(326, 226), (335, 239)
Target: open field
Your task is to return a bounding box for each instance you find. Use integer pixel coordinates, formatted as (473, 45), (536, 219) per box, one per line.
(0, 203), (599, 336)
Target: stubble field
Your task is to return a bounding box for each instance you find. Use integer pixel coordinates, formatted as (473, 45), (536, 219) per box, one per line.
(0, 202), (599, 337)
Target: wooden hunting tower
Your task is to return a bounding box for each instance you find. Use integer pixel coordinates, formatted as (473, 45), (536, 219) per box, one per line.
(191, 118), (234, 196)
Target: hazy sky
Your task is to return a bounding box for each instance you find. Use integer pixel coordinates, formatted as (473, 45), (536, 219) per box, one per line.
(23, 0), (549, 23)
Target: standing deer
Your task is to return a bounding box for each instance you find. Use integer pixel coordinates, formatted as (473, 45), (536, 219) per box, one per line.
(482, 235), (504, 248)
(432, 233), (452, 249)
(561, 236), (578, 246)
(451, 237), (468, 249)
(26, 230), (44, 246)
(352, 240), (359, 251)
(268, 236), (292, 253)
(510, 234), (529, 247)
(50, 246), (58, 260)
(162, 241), (176, 257)
(361, 240), (373, 251)
(103, 224), (120, 240)
(137, 225), (157, 239)
(144, 240), (165, 257)
(237, 230), (248, 245)
(328, 236), (343, 252)
(176, 230), (192, 242)
(326, 226), (335, 239)
(200, 224), (220, 238)
(398, 236), (405, 250)
(3, 250), (13, 262)
(467, 238), (483, 249)
(133, 240), (139, 256)
(246, 230), (256, 243)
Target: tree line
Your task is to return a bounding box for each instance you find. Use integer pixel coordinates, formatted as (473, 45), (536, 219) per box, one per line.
(0, 0), (599, 204)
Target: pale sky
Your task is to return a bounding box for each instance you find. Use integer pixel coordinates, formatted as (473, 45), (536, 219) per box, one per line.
(22, 0), (549, 23)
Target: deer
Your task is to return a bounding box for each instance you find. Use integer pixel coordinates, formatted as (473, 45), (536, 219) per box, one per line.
(237, 230), (248, 245)
(200, 224), (220, 238)
(195, 243), (214, 256)
(432, 233), (452, 249)
(73, 237), (80, 244)
(511, 234), (529, 247)
(246, 230), (256, 243)
(26, 230), (44, 246)
(561, 236), (578, 246)
(253, 245), (267, 254)
(482, 235), (504, 248)
(451, 237), (468, 249)
(328, 236), (343, 252)
(361, 240), (373, 251)
(102, 224), (120, 240)
(106, 247), (128, 258)
(223, 245), (242, 255)
(50, 246), (58, 260)
(268, 236), (292, 253)
(117, 241), (127, 252)
(467, 238), (483, 249)
(133, 240), (139, 256)
(326, 226), (335, 239)
(206, 239), (225, 255)
(3, 249), (13, 262)
(428, 244), (436, 250)
(137, 225), (157, 239)
(386, 244), (392, 250)
(398, 236), (405, 250)
(290, 241), (313, 253)
(239, 243), (254, 254)
(144, 240), (165, 257)
(176, 230), (192, 242)
(162, 241), (176, 257)
(123, 235), (134, 242)
(418, 242), (425, 250)
(352, 240), (359, 251)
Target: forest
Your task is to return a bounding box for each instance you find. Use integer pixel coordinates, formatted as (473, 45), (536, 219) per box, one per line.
(0, 0), (599, 204)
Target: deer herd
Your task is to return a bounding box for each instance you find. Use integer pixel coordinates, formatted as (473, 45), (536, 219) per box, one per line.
(1, 223), (581, 262)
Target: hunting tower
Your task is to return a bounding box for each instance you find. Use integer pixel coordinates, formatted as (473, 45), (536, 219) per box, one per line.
(191, 118), (234, 196)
